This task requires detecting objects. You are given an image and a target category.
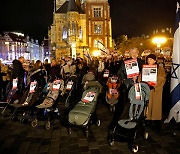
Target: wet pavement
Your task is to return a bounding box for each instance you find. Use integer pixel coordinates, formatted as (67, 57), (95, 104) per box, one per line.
(0, 100), (179, 154)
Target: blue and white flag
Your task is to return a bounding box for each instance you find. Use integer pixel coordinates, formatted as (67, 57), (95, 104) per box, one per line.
(165, 2), (180, 123)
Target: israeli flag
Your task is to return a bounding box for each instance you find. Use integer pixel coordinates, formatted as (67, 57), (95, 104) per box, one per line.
(164, 3), (180, 123)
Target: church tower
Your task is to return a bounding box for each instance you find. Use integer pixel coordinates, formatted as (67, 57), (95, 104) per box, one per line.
(49, 0), (87, 60)
(49, 0), (113, 59)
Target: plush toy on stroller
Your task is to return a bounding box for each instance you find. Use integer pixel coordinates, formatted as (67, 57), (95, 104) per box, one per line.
(108, 82), (150, 153)
(68, 80), (102, 137)
(106, 75), (120, 112)
(31, 79), (64, 129)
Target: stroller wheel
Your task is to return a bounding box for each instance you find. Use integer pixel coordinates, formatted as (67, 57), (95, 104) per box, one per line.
(46, 121), (51, 130)
(108, 138), (114, 146)
(11, 116), (18, 122)
(96, 120), (101, 126)
(31, 119), (38, 127)
(132, 144), (138, 153)
(144, 132), (149, 139)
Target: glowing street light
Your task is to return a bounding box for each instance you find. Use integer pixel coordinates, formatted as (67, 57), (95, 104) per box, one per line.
(152, 36), (167, 47)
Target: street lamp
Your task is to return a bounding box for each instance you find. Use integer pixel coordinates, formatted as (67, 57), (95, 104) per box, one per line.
(152, 36), (167, 48)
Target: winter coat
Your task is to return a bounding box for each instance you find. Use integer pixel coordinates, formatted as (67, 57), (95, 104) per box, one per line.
(146, 66), (166, 120)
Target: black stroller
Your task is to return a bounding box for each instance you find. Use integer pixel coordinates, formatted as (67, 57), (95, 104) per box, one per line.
(1, 78), (23, 116)
(64, 74), (78, 108)
(108, 82), (150, 153)
(10, 80), (40, 122)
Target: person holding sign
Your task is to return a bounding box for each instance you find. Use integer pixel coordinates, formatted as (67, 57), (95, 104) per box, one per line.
(118, 47), (144, 90)
(140, 54), (166, 130)
(110, 48), (144, 129)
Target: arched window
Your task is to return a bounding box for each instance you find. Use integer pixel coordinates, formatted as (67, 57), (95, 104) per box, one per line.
(72, 22), (77, 35)
(62, 26), (67, 39)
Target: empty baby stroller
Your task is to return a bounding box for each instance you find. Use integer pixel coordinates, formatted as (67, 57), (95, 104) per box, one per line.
(10, 80), (40, 122)
(106, 76), (120, 112)
(68, 81), (102, 137)
(64, 74), (78, 108)
(1, 78), (23, 116)
(108, 82), (150, 153)
(31, 79), (64, 129)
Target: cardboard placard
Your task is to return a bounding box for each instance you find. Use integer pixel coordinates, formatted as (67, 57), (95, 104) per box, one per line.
(124, 59), (139, 78)
(142, 65), (157, 86)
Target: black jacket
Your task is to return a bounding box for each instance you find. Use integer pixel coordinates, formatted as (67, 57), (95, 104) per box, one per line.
(117, 58), (144, 89)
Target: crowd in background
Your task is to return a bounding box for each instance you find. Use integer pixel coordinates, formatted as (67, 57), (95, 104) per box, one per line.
(0, 47), (172, 131)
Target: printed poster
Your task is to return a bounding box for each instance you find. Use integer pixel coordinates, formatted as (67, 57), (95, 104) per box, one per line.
(30, 81), (37, 93)
(66, 81), (73, 90)
(142, 65), (157, 86)
(53, 80), (61, 91)
(124, 59), (139, 78)
(82, 92), (96, 103)
(103, 70), (109, 78)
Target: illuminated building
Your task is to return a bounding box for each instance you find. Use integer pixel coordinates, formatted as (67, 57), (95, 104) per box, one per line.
(49, 0), (113, 59)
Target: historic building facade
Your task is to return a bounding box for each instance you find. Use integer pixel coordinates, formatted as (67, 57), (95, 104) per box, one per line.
(0, 32), (48, 62)
(49, 0), (113, 60)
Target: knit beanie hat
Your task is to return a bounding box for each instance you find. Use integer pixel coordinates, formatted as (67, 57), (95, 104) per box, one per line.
(146, 54), (156, 61)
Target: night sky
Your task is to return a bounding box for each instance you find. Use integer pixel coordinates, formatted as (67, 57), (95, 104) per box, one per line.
(0, 0), (178, 41)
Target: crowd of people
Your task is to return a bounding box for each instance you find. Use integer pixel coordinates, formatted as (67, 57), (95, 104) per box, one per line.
(0, 47), (171, 131)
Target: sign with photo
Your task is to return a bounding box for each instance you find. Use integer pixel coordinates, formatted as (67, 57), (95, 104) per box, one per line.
(82, 92), (96, 103)
(66, 81), (73, 90)
(103, 70), (109, 78)
(30, 81), (37, 93)
(124, 59), (139, 78)
(53, 80), (61, 91)
(142, 65), (157, 86)
(109, 88), (118, 95)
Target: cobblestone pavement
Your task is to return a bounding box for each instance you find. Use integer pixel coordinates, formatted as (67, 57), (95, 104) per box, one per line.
(0, 100), (179, 154)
